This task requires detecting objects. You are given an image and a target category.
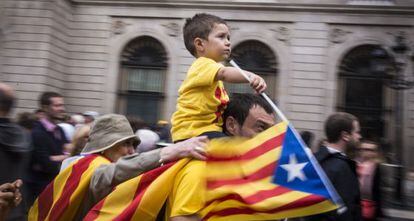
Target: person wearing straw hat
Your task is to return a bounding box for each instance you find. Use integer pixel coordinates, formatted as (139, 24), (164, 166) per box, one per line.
(29, 114), (208, 220)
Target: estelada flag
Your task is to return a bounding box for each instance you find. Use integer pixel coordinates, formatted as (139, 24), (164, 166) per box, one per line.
(84, 159), (191, 221)
(200, 121), (344, 220)
(28, 154), (110, 221)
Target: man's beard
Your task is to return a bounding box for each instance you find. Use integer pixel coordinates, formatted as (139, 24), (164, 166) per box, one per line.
(346, 139), (359, 157)
(51, 113), (65, 121)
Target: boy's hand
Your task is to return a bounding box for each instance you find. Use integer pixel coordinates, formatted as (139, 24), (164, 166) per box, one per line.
(248, 73), (267, 94)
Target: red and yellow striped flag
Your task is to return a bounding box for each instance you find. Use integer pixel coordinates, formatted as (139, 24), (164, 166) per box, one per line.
(84, 159), (191, 221)
(200, 121), (342, 220)
(28, 154), (110, 221)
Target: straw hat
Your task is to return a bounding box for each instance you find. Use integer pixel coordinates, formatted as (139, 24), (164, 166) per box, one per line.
(81, 114), (140, 154)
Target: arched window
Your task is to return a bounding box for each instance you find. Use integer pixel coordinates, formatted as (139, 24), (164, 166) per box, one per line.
(338, 44), (390, 139)
(227, 40), (278, 99)
(118, 36), (167, 124)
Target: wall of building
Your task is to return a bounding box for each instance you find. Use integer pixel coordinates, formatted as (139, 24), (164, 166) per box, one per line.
(65, 2), (111, 114)
(1, 0), (72, 112)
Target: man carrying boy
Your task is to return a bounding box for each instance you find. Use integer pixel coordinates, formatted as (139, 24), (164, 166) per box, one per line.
(171, 13), (267, 143)
(167, 91), (275, 221)
(165, 13), (268, 221)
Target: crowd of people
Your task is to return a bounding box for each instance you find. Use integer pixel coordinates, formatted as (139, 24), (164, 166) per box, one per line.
(0, 12), (387, 221)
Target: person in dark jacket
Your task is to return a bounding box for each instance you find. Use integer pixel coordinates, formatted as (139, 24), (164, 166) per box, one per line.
(25, 92), (69, 207)
(0, 83), (30, 220)
(304, 112), (362, 221)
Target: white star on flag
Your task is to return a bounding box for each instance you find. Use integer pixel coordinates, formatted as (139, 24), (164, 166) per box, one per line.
(280, 154), (308, 182)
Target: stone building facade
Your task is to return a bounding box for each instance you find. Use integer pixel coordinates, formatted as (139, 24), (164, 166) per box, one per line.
(0, 0), (414, 170)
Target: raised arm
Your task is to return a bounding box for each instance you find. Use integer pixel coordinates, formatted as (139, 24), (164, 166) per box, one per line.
(215, 67), (267, 93)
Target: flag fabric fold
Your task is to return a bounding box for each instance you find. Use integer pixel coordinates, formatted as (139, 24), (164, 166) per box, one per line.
(200, 121), (343, 220)
(28, 154), (110, 221)
(84, 159), (191, 221)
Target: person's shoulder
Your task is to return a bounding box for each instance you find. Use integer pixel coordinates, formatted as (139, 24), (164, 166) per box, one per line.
(32, 121), (44, 129)
(31, 121), (45, 133)
(184, 160), (205, 170)
(178, 160), (205, 177)
(316, 147), (348, 169)
(314, 146), (330, 161)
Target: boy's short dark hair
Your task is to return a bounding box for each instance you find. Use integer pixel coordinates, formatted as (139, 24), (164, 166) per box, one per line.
(223, 94), (273, 133)
(39, 91), (62, 107)
(183, 13), (227, 57)
(324, 112), (358, 143)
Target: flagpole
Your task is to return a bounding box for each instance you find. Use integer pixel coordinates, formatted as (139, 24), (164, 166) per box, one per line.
(230, 61), (291, 221)
(229, 60), (288, 123)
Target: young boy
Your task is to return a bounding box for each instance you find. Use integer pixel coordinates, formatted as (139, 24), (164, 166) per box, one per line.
(171, 13), (266, 142)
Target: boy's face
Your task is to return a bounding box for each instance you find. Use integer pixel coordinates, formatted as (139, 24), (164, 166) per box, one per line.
(199, 23), (231, 62)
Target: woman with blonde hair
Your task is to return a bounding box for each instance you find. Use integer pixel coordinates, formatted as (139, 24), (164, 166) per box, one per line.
(356, 139), (384, 220)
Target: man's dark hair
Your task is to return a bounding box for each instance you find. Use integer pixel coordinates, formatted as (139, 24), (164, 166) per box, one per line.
(183, 13), (227, 57)
(35, 109), (45, 114)
(223, 94), (273, 133)
(17, 112), (37, 130)
(39, 91), (62, 107)
(126, 115), (148, 133)
(0, 88), (14, 114)
(324, 112), (358, 143)
(300, 131), (314, 147)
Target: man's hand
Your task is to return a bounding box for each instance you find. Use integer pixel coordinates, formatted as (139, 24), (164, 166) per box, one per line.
(0, 179), (23, 213)
(11, 180), (22, 207)
(0, 183), (15, 210)
(160, 136), (208, 163)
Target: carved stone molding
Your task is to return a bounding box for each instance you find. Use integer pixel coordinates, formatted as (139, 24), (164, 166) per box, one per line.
(112, 20), (129, 35)
(387, 30), (409, 42)
(271, 27), (290, 43)
(329, 28), (352, 44)
(162, 22), (180, 37)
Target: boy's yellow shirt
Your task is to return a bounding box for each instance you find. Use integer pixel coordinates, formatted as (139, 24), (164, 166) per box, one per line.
(171, 57), (229, 142)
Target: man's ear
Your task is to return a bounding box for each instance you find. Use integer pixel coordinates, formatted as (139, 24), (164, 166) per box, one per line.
(225, 116), (239, 136)
(341, 131), (350, 142)
(194, 37), (204, 53)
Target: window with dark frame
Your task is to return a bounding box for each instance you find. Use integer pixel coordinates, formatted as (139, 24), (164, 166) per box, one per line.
(118, 36), (167, 124)
(338, 44), (390, 140)
(227, 40), (278, 100)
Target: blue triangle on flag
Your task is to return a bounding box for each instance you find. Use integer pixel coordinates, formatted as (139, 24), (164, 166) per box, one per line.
(272, 125), (331, 199)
